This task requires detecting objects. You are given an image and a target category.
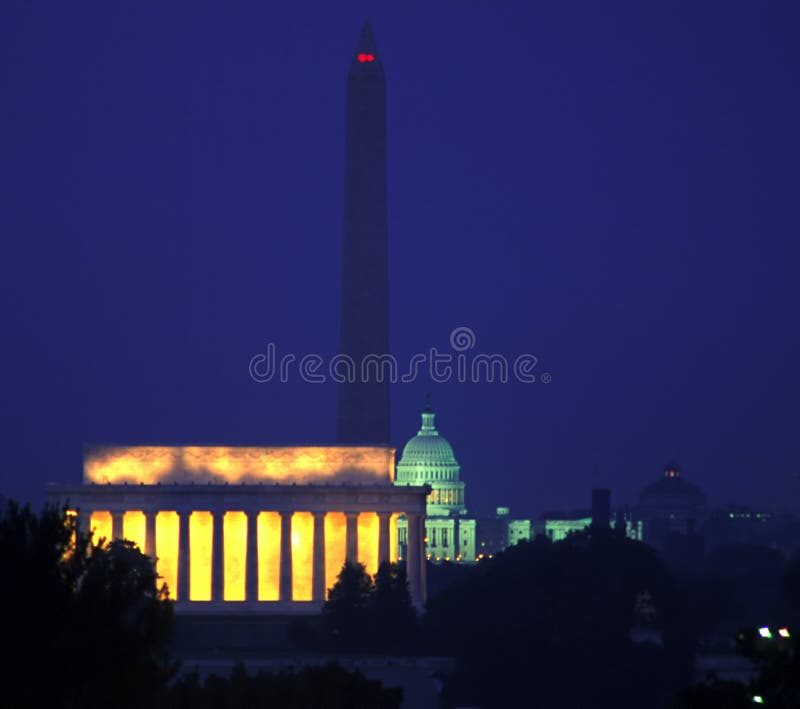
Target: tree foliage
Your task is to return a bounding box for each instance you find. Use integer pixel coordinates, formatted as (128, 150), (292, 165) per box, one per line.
(369, 561), (418, 652)
(424, 531), (686, 709)
(158, 661), (402, 709)
(321, 560), (374, 649)
(677, 623), (800, 708)
(320, 561), (418, 653)
(0, 500), (175, 709)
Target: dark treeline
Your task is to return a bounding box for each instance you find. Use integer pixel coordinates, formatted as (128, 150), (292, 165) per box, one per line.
(289, 560), (419, 654)
(0, 500), (174, 708)
(284, 527), (800, 707)
(160, 663), (401, 709)
(424, 530), (687, 708)
(419, 529), (800, 708)
(4, 499), (800, 708)
(0, 502), (403, 709)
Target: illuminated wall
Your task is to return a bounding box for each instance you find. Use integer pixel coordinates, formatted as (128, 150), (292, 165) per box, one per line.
(358, 512), (379, 576)
(122, 511), (146, 551)
(89, 511), (112, 546)
(224, 512), (247, 601)
(257, 512), (281, 601)
(155, 511), (179, 598)
(459, 518), (476, 562)
(545, 517), (592, 542)
(79, 505), (411, 602)
(508, 519), (531, 547)
(325, 512), (347, 594)
(291, 512), (313, 601)
(189, 512), (213, 601)
(84, 445), (395, 485)
(390, 513), (399, 563)
(426, 518), (456, 561)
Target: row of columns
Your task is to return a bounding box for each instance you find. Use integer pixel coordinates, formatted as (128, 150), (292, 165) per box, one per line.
(86, 509), (424, 606)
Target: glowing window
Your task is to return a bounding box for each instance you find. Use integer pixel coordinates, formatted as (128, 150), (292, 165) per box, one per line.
(258, 512), (281, 601)
(189, 511), (213, 601)
(291, 512), (314, 601)
(122, 511), (146, 551)
(224, 511), (247, 601)
(358, 512), (379, 576)
(325, 512), (347, 597)
(390, 513), (399, 563)
(156, 511), (179, 598)
(90, 511), (112, 547)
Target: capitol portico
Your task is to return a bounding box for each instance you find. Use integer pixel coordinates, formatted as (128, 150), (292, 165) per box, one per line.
(46, 445), (429, 612)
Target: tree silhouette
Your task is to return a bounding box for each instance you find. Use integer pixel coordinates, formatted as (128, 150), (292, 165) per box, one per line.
(424, 532), (685, 709)
(319, 560), (419, 653)
(322, 560), (373, 650)
(676, 626), (800, 707)
(158, 661), (403, 709)
(69, 538), (176, 707)
(0, 500), (174, 708)
(674, 678), (753, 708)
(368, 561), (418, 652)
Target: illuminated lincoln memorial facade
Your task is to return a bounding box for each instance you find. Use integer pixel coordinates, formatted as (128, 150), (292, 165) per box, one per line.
(46, 445), (428, 612)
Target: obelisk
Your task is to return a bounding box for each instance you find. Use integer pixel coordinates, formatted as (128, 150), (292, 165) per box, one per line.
(337, 22), (390, 445)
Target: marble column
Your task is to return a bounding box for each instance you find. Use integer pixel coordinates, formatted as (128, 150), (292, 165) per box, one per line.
(312, 512), (326, 603)
(279, 512), (293, 602)
(345, 512), (358, 564)
(406, 512), (422, 608)
(212, 511), (224, 602)
(178, 511), (191, 602)
(111, 511), (125, 542)
(144, 511), (157, 558)
(377, 512), (391, 566)
(420, 514), (427, 604)
(246, 510), (259, 603)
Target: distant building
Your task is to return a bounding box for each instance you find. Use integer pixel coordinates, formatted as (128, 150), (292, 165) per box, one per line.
(395, 399), (466, 519)
(541, 510), (593, 542)
(631, 462), (800, 555)
(540, 503), (642, 542)
(700, 505), (800, 553)
(46, 445), (429, 612)
(635, 461), (707, 548)
(394, 401), (654, 562)
(475, 507), (532, 559)
(395, 400), (473, 562)
(394, 400), (531, 563)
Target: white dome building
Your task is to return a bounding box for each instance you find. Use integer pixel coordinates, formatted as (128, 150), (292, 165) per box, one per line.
(395, 401), (466, 517)
(395, 399), (476, 563)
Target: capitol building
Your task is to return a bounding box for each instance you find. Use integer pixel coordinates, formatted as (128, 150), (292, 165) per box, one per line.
(395, 399), (531, 563)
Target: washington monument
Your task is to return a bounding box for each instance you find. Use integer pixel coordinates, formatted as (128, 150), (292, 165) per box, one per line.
(337, 22), (391, 445)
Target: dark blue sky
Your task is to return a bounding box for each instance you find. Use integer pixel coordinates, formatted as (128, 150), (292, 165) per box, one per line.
(2, 1), (798, 516)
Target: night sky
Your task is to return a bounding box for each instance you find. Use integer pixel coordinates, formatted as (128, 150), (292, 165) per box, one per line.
(2, 2), (798, 516)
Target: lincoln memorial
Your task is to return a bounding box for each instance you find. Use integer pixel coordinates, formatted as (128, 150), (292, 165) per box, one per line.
(46, 445), (429, 612)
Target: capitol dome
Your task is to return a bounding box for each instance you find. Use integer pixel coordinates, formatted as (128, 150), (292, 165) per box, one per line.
(399, 421), (459, 466)
(395, 399), (466, 516)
